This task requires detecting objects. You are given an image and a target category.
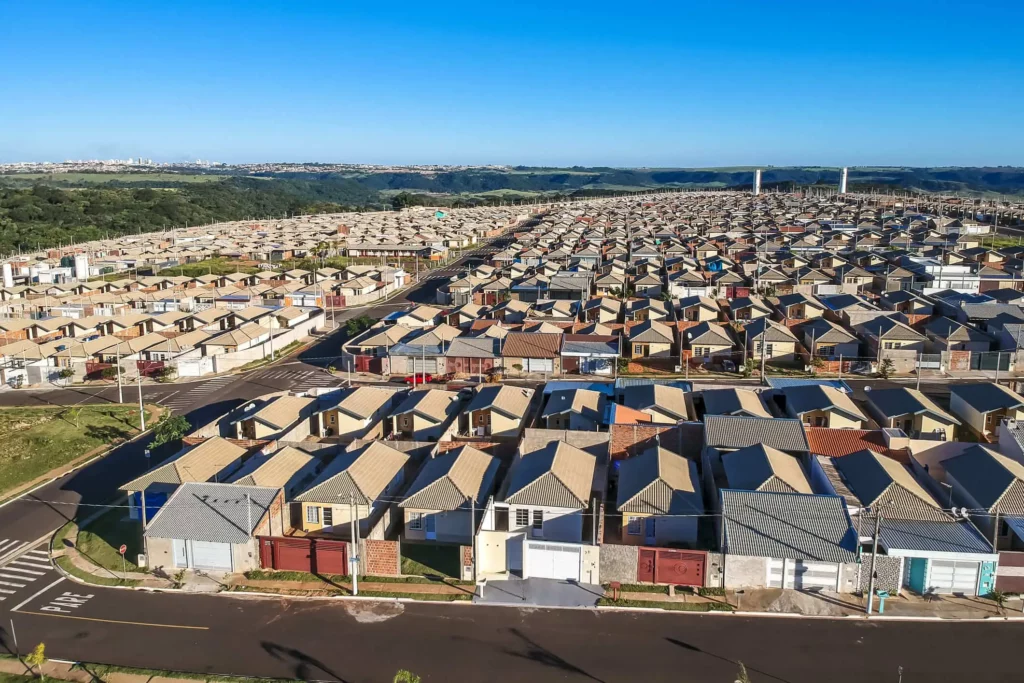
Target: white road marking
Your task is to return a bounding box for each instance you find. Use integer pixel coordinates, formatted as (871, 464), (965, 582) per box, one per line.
(0, 581), (26, 588)
(11, 576), (64, 612)
(6, 565), (44, 576)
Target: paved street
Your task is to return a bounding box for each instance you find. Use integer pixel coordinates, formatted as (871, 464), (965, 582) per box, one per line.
(2, 579), (1024, 682)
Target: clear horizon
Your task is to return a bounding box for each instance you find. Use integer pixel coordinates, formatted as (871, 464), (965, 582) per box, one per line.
(2, 1), (1021, 167)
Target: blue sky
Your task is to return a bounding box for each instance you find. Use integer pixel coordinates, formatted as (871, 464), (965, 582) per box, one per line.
(1, 1), (1022, 167)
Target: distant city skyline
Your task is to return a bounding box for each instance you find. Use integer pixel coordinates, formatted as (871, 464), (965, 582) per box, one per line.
(2, 0), (1022, 167)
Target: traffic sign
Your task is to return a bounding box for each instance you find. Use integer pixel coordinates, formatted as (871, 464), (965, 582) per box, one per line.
(118, 544), (127, 555)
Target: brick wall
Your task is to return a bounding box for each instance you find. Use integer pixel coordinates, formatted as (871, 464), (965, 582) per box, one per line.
(363, 539), (400, 576)
(438, 439), (500, 454)
(610, 424), (683, 459)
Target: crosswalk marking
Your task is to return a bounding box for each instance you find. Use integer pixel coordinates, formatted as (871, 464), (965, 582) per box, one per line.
(0, 539), (25, 555)
(2, 565), (42, 575)
(0, 544), (51, 602)
(161, 376), (237, 411)
(13, 559), (51, 570)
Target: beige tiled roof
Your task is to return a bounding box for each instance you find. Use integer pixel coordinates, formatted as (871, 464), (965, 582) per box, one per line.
(120, 436), (248, 491)
(335, 386), (395, 420)
(467, 385), (534, 419)
(503, 440), (596, 509)
(399, 445), (498, 511)
(248, 395), (317, 430)
(392, 389), (460, 423)
(229, 446), (316, 491)
(617, 446), (702, 515)
(295, 441), (409, 505)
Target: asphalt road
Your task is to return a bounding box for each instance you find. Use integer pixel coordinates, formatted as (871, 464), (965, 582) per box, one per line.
(3, 583), (1024, 683)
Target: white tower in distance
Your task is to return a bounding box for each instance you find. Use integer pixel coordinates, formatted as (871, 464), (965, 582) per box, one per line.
(840, 167), (849, 194)
(74, 253), (89, 281)
(753, 169), (762, 196)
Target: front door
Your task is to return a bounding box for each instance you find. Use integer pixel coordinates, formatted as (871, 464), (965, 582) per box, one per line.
(173, 538), (188, 568)
(322, 506), (333, 529)
(425, 514), (436, 540)
(644, 517), (656, 545)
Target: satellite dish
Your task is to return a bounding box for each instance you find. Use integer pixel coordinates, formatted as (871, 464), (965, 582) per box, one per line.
(960, 507), (969, 518)
(864, 386), (872, 393)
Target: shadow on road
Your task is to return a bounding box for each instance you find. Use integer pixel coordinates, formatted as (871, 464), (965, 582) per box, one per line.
(261, 640), (351, 682)
(666, 638), (793, 683)
(502, 627), (606, 683)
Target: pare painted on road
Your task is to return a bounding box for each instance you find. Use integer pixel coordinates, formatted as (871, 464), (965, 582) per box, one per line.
(39, 591), (94, 613)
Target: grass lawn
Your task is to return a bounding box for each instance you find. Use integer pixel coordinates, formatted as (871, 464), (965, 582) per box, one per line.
(75, 662), (301, 683)
(76, 507), (145, 573)
(54, 555), (140, 587)
(400, 543), (460, 578)
(0, 405), (152, 498)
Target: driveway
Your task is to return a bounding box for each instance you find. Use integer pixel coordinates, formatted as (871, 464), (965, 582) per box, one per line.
(475, 577), (604, 607)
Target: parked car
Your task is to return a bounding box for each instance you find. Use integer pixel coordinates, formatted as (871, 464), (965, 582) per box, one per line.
(403, 373), (434, 385)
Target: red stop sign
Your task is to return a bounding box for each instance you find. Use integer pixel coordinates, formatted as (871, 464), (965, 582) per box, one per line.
(119, 544), (127, 555)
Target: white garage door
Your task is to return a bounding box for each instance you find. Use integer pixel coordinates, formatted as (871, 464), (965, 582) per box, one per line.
(525, 541), (581, 581)
(411, 357), (436, 374)
(189, 540), (233, 571)
(769, 559), (839, 590)
(928, 560), (979, 595)
(526, 358), (553, 373)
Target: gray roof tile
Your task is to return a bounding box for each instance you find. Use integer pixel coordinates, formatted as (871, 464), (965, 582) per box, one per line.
(721, 489), (858, 563)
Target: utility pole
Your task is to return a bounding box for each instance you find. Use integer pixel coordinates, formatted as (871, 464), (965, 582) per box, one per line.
(866, 508), (883, 616)
(349, 493), (359, 595)
(916, 351), (922, 391)
(993, 508), (1001, 552)
(116, 341), (123, 404)
(137, 363), (146, 431)
(469, 495), (476, 583)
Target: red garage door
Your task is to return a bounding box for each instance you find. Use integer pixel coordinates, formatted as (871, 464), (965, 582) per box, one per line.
(259, 537), (348, 575)
(637, 547), (706, 587)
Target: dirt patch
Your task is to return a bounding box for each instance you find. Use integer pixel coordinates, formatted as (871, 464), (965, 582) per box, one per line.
(759, 590), (854, 617)
(343, 601), (405, 623)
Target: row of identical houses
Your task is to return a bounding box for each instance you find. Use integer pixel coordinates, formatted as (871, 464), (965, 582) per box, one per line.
(119, 378), (1024, 599)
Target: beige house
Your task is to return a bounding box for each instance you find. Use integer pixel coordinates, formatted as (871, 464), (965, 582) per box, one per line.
(293, 441), (412, 536)
(685, 322), (735, 360)
(315, 386), (398, 441)
(676, 296), (720, 323)
(583, 297), (622, 324)
(620, 384), (690, 423)
(628, 320), (675, 359)
(616, 446), (702, 547)
(865, 387), (960, 441)
(541, 388), (606, 430)
(950, 383), (1024, 441)
(779, 385), (867, 429)
(462, 385), (535, 438)
(234, 394), (318, 440)
(744, 318), (799, 361)
(389, 389), (461, 441)
(399, 445), (499, 544)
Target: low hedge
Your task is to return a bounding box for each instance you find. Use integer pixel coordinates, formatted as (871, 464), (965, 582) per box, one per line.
(602, 583), (670, 594)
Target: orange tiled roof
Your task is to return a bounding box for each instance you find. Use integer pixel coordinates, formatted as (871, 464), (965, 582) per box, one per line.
(805, 428), (909, 465)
